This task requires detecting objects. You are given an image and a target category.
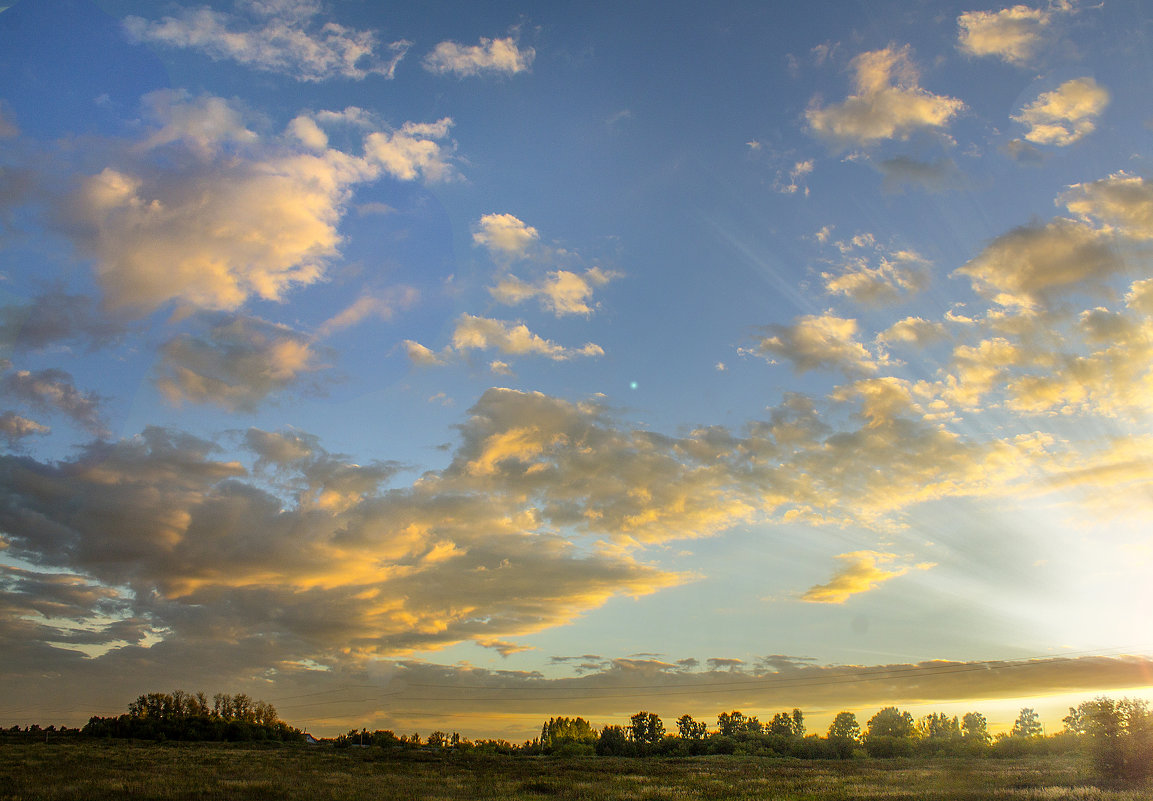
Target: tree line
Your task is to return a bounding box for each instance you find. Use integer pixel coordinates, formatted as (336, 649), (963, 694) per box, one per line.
(81, 689), (304, 743)
(18, 689), (1149, 787)
(331, 697), (1151, 787)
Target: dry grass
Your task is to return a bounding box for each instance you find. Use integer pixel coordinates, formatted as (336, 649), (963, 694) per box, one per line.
(0, 740), (1144, 800)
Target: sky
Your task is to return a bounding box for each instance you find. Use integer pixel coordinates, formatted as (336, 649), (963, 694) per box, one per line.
(1, 0), (1152, 740)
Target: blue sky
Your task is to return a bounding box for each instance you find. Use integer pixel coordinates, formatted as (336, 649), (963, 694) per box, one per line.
(1, 0), (1152, 738)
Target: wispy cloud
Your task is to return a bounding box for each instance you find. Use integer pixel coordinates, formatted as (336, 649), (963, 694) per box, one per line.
(802, 551), (933, 604)
(124, 0), (411, 82)
(423, 35), (535, 77)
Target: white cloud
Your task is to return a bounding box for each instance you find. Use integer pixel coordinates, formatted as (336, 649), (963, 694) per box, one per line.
(472, 213), (539, 258)
(423, 36), (535, 77)
(155, 315), (325, 412)
(877, 316), (948, 347)
(821, 246), (931, 305)
(957, 4), (1054, 66)
(61, 93), (453, 316)
(807, 46), (964, 147)
(1062, 173), (1153, 239)
(402, 340), (449, 367)
(450, 315), (604, 361)
(490, 267), (618, 316)
(1012, 78), (1109, 146)
(123, 0), (411, 82)
(364, 118), (456, 182)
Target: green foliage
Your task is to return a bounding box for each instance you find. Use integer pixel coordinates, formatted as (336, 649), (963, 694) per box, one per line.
(1065, 696), (1153, 788)
(865, 707), (914, 740)
(628, 711), (664, 752)
(595, 724), (634, 756)
(538, 716), (596, 754)
(1010, 707), (1043, 738)
(768, 709), (803, 738)
(827, 711), (860, 759)
(717, 710), (761, 737)
(675, 714), (708, 741)
(962, 711), (990, 744)
(82, 689), (302, 743)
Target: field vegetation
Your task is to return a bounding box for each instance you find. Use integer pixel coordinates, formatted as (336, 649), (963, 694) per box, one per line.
(0, 739), (1147, 801)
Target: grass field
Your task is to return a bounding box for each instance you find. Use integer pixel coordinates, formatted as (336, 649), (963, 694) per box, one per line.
(0, 741), (1145, 800)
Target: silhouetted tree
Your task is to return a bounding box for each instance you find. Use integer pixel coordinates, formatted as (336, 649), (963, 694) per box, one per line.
(865, 707), (916, 757)
(1011, 707), (1043, 738)
(827, 711), (860, 759)
(629, 711), (664, 751)
(676, 714), (708, 741)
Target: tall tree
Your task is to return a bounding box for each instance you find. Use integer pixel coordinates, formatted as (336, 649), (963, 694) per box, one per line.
(961, 711), (989, 743)
(1010, 708), (1043, 738)
(866, 707), (915, 739)
(827, 711), (860, 742)
(676, 714), (707, 740)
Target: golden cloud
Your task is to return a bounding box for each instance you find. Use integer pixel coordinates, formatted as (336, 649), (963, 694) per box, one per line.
(801, 550), (932, 604)
(807, 46), (964, 147)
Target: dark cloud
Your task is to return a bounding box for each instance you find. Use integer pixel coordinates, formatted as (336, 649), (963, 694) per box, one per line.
(877, 156), (962, 193)
(155, 314), (328, 411)
(0, 290), (127, 352)
(0, 367), (105, 434)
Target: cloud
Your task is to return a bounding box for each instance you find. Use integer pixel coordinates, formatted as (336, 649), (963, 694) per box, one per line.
(877, 156), (961, 193)
(0, 420), (683, 667)
(363, 118), (456, 182)
(807, 46), (964, 147)
(61, 93), (453, 317)
(472, 213), (540, 258)
(0, 290), (126, 352)
(315, 287), (420, 338)
(1003, 138), (1044, 163)
(802, 551), (932, 604)
(1062, 173), (1153, 239)
(490, 267), (619, 316)
(957, 4), (1055, 66)
(877, 316), (948, 347)
(1000, 298), (1153, 419)
(423, 35), (535, 77)
(123, 0), (412, 82)
(0, 106), (17, 139)
(1012, 78), (1109, 146)
(776, 160), (814, 195)
(449, 315), (604, 361)
(154, 315), (325, 412)
(402, 340), (449, 367)
(0, 411), (49, 446)
(478, 639), (535, 657)
(0, 368), (105, 435)
(955, 218), (1123, 308)
(745, 314), (885, 375)
(821, 247), (931, 305)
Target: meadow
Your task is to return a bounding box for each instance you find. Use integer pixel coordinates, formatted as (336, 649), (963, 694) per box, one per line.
(0, 740), (1147, 801)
